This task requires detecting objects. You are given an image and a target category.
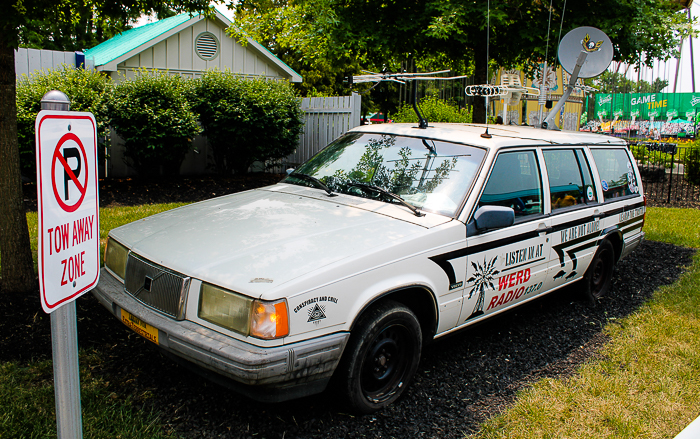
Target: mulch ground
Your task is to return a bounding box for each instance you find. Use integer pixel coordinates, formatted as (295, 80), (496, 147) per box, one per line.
(3, 175), (697, 438)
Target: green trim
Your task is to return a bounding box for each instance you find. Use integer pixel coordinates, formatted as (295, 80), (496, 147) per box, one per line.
(84, 13), (197, 66)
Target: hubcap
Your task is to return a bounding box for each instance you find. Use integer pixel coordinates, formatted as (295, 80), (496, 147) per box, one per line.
(360, 323), (413, 403)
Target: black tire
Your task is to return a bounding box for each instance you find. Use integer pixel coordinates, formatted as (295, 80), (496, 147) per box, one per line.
(336, 300), (422, 414)
(583, 239), (615, 303)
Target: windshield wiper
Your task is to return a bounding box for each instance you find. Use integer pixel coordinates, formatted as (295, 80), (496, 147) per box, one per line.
(289, 172), (336, 197)
(347, 182), (424, 217)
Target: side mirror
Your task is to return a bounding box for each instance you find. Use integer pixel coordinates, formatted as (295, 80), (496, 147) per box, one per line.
(474, 205), (515, 231)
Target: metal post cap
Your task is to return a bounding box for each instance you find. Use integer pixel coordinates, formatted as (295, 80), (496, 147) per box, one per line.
(41, 90), (71, 111)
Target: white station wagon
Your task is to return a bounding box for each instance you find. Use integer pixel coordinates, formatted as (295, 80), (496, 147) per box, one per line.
(95, 123), (645, 413)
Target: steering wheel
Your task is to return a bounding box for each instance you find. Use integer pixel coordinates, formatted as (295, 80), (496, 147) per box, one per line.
(512, 197), (526, 213)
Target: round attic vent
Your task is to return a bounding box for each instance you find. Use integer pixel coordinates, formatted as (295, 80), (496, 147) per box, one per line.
(195, 32), (219, 61)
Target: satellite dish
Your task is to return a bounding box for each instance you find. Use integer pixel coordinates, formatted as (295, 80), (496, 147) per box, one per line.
(558, 26), (613, 79)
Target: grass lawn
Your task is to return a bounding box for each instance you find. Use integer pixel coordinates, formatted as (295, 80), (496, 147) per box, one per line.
(2, 204), (698, 437)
(470, 207), (700, 438)
(2, 203), (187, 439)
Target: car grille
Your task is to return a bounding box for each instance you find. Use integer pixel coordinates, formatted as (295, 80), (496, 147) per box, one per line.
(124, 253), (190, 320)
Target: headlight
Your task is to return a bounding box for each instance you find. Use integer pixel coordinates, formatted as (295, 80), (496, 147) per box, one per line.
(104, 237), (128, 281)
(198, 283), (289, 339)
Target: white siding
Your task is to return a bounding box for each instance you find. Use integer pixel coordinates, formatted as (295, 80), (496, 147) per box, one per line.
(180, 26), (193, 68)
(108, 19), (289, 80)
(166, 35), (179, 70)
(153, 40), (167, 69)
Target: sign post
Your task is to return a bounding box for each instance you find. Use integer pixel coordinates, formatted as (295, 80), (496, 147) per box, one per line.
(36, 91), (100, 439)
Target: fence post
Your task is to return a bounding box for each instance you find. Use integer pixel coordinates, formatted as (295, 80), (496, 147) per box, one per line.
(668, 146), (675, 204)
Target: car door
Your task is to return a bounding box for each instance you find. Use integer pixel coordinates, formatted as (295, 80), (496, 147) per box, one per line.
(457, 149), (552, 326)
(543, 148), (602, 291)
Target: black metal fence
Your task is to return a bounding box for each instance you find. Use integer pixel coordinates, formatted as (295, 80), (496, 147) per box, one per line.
(629, 141), (700, 207)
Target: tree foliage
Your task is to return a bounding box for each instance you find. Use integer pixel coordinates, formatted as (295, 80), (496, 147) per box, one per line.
(591, 71), (669, 94)
(393, 96), (472, 124)
(0, 1), (211, 294)
(236, 0), (693, 123)
(191, 70), (304, 175)
(231, 0), (362, 98)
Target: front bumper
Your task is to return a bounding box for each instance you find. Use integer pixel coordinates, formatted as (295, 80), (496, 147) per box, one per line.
(92, 268), (349, 402)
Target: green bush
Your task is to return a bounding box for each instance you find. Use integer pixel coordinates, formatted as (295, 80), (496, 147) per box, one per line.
(629, 143), (675, 169)
(392, 96), (472, 124)
(109, 69), (200, 177)
(16, 68), (112, 178)
(685, 142), (700, 185)
(191, 70), (304, 175)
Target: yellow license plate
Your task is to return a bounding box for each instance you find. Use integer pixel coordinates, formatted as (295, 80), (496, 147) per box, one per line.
(121, 309), (159, 345)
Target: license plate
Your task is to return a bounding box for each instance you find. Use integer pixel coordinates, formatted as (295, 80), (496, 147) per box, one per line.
(121, 309), (159, 345)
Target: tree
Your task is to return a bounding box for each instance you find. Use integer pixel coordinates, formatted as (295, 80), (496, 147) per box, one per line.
(331, 0), (693, 122)
(232, 0), (363, 97)
(0, 1), (210, 294)
(592, 71), (669, 94)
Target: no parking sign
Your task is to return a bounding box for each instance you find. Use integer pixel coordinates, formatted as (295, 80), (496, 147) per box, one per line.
(36, 111), (100, 313)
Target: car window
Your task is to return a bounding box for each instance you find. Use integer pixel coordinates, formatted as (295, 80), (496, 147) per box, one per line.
(286, 133), (486, 217)
(543, 149), (598, 211)
(478, 151), (543, 219)
(590, 148), (640, 201)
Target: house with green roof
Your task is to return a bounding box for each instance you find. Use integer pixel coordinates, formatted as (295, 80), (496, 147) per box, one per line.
(84, 10), (302, 83)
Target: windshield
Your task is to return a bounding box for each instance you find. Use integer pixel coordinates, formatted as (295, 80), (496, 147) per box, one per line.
(284, 133), (486, 217)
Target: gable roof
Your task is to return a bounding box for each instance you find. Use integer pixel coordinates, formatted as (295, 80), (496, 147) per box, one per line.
(84, 14), (192, 66)
(84, 11), (302, 82)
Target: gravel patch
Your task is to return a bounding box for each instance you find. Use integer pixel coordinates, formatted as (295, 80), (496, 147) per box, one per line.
(3, 176), (695, 437)
(1, 239), (693, 438)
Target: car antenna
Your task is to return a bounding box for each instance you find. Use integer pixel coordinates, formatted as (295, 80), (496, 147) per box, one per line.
(463, 0), (539, 137)
(347, 69), (469, 129)
(482, 0), (492, 139)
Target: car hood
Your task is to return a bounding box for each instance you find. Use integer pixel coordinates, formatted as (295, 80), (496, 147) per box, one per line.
(111, 188), (446, 297)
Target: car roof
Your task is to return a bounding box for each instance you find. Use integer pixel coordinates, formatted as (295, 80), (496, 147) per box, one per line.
(348, 123), (627, 150)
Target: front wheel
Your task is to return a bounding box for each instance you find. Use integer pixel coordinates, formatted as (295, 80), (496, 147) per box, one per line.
(336, 300), (422, 413)
(583, 239), (615, 304)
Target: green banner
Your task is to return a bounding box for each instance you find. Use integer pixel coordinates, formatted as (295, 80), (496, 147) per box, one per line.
(594, 92), (700, 121)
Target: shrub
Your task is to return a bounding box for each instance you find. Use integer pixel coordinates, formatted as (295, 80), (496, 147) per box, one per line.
(16, 68), (112, 178)
(109, 69), (200, 177)
(191, 70), (304, 175)
(629, 142), (676, 169)
(685, 142), (700, 185)
(392, 96), (472, 124)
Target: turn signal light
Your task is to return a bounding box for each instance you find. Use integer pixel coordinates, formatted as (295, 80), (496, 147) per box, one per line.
(250, 299), (289, 339)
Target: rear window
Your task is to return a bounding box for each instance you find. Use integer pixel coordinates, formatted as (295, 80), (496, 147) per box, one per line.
(543, 149), (598, 211)
(590, 148), (640, 202)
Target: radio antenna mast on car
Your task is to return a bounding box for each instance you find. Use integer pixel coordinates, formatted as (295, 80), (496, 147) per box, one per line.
(348, 69), (469, 129)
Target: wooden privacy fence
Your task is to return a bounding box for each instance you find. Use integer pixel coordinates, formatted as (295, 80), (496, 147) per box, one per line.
(15, 48), (94, 77)
(286, 93), (362, 166)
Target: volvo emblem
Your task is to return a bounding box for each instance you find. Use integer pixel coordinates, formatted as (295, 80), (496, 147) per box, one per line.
(143, 276), (153, 292)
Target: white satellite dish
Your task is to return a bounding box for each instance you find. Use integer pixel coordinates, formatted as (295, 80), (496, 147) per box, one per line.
(541, 26), (613, 130)
(558, 26), (613, 79)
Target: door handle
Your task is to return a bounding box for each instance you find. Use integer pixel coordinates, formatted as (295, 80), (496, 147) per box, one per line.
(536, 223), (552, 234)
